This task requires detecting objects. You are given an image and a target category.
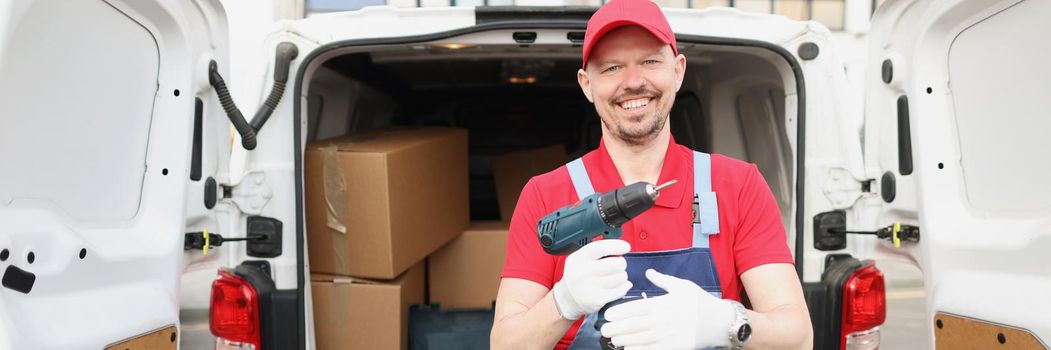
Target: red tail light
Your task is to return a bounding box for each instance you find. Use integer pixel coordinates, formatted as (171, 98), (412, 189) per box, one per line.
(840, 263), (886, 349)
(211, 270), (262, 349)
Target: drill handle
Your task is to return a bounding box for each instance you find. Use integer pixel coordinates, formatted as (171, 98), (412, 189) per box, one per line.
(537, 193), (622, 255)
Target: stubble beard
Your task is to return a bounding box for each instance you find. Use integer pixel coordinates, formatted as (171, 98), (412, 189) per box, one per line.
(601, 97), (671, 147)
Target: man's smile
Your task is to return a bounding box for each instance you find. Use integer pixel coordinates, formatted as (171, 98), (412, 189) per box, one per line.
(618, 97), (653, 111)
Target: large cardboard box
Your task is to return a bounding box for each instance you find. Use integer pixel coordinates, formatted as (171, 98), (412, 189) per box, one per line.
(428, 221), (510, 309)
(491, 145), (566, 221)
(306, 127), (470, 279)
(311, 262), (425, 350)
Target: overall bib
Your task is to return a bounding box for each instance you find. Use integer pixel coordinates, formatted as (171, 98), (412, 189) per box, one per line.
(566, 151), (723, 350)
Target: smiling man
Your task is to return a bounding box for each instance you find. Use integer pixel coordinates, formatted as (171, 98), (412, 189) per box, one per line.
(489, 0), (813, 349)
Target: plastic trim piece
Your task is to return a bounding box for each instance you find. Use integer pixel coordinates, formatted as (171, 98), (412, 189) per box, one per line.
(204, 177), (217, 210)
(512, 31), (538, 43)
(881, 59), (893, 84)
(897, 95), (914, 175)
(798, 42), (819, 60)
(813, 210), (847, 251)
(1, 265), (35, 294)
(246, 216), (283, 258)
(880, 171), (896, 203)
(191, 98), (203, 181)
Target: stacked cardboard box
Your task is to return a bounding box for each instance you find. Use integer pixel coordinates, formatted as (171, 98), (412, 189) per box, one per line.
(427, 145), (566, 309)
(306, 136), (567, 347)
(490, 145), (566, 221)
(428, 221), (509, 309)
(311, 263), (424, 350)
(305, 127), (469, 349)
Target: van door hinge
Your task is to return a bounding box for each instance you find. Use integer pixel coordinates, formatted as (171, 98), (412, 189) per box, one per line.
(822, 167), (865, 209)
(222, 171), (273, 215)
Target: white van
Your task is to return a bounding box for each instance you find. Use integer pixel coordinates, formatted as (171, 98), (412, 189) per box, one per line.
(1, 0), (1048, 349)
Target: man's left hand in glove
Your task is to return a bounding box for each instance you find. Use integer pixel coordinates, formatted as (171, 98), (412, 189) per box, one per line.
(599, 269), (736, 349)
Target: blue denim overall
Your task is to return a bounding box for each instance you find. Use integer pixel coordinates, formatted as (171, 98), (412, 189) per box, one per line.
(566, 151), (723, 350)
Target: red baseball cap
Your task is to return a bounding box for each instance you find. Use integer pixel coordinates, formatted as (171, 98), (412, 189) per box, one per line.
(581, 0), (678, 69)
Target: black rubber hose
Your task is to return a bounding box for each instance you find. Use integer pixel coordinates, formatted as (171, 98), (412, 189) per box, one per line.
(250, 42), (299, 131)
(249, 80), (286, 131)
(209, 61), (257, 150)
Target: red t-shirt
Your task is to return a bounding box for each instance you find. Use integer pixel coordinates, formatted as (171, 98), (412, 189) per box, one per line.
(500, 137), (794, 349)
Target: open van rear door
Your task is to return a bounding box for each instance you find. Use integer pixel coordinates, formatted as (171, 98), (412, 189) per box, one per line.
(0, 0), (232, 348)
(864, 0), (1051, 347)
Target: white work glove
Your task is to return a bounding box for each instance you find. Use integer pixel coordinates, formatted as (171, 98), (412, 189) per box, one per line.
(600, 269), (736, 350)
(552, 239), (633, 321)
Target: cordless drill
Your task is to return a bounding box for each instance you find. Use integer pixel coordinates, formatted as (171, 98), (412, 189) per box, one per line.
(536, 180), (677, 255)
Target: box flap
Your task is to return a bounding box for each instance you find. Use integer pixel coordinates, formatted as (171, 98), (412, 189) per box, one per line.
(310, 127), (465, 154)
(310, 273), (374, 285)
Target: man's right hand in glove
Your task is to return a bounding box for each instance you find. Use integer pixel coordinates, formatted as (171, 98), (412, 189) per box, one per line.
(552, 239), (633, 320)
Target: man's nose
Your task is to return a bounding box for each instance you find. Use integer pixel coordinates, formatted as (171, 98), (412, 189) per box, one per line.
(621, 65), (647, 90)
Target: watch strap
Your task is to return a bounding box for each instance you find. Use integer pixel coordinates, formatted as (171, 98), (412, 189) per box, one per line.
(726, 300), (750, 350)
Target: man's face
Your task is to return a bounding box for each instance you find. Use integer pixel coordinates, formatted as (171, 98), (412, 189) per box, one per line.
(578, 26), (686, 146)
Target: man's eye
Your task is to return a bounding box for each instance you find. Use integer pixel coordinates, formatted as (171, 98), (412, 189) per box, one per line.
(604, 65), (621, 73)
(643, 59), (659, 65)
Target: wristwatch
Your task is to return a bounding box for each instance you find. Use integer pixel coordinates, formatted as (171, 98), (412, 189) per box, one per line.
(726, 300), (751, 350)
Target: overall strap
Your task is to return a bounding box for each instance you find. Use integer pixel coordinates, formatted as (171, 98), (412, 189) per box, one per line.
(692, 151), (720, 248)
(566, 158), (596, 200)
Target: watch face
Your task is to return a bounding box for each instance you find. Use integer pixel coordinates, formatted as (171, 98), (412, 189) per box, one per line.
(737, 323), (752, 342)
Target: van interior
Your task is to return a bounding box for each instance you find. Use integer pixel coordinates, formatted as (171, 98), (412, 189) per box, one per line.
(303, 37), (796, 226)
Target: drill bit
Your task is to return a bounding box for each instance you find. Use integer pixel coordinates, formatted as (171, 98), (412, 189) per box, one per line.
(645, 179), (678, 201)
(654, 180), (677, 192)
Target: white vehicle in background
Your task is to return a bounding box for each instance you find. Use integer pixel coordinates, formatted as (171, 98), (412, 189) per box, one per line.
(0, 0), (1047, 349)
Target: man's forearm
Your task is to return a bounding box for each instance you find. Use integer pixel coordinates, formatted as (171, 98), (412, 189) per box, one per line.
(491, 290), (575, 350)
(743, 303), (813, 350)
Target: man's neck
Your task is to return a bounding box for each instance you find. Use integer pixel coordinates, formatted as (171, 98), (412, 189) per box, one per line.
(602, 125), (671, 186)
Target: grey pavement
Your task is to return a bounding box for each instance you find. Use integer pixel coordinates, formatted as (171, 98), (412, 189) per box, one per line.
(877, 260), (930, 350)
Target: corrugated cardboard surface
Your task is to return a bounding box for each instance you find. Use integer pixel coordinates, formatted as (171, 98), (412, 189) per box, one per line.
(491, 145), (565, 221)
(305, 127), (470, 279)
(428, 221), (509, 309)
(311, 262), (425, 350)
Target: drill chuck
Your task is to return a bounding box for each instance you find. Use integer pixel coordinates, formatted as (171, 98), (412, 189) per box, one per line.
(598, 181), (672, 227)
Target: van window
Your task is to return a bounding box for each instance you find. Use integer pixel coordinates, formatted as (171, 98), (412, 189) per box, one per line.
(948, 0), (1051, 215)
(0, 1), (158, 221)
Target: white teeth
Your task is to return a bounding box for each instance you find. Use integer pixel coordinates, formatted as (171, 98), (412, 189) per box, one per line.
(619, 98), (650, 110)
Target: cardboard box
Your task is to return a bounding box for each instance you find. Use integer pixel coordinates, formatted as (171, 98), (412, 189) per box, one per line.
(306, 127), (470, 279)
(311, 262), (425, 350)
(428, 221), (510, 309)
(491, 145), (566, 221)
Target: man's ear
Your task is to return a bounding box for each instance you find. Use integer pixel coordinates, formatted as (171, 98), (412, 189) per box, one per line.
(577, 68), (594, 103)
(673, 53), (687, 93)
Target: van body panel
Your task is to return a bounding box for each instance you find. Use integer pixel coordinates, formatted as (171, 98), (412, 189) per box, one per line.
(0, 0), (233, 348)
(865, 0), (1051, 345)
